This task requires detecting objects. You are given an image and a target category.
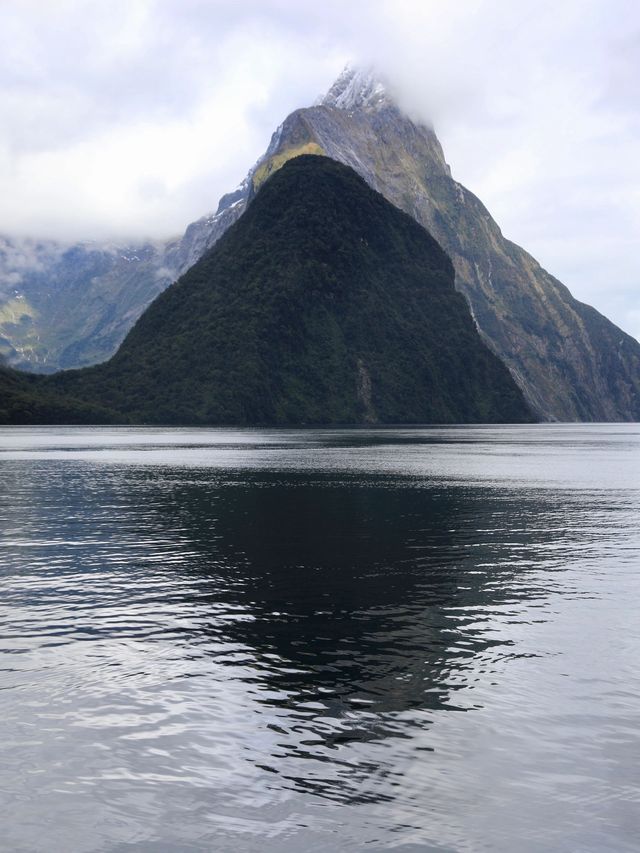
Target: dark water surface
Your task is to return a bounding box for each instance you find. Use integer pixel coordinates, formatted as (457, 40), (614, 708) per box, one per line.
(0, 425), (638, 852)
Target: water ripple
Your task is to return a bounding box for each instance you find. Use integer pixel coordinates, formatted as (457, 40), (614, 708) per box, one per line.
(0, 425), (639, 852)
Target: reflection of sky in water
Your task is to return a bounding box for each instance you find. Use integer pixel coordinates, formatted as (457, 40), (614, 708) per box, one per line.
(0, 424), (638, 852)
(2, 423), (639, 490)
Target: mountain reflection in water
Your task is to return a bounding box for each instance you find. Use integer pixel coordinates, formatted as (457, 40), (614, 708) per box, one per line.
(0, 425), (638, 852)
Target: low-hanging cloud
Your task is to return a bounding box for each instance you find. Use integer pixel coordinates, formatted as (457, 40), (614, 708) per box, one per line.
(0, 0), (638, 338)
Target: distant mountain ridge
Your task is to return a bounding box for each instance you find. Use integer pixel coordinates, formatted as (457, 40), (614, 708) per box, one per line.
(1, 66), (639, 421)
(0, 235), (169, 371)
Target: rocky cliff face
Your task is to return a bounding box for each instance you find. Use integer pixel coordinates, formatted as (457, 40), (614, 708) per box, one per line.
(2, 67), (639, 421)
(240, 69), (640, 421)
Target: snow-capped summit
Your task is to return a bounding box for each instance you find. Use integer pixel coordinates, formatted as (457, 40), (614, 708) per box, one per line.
(320, 65), (390, 111)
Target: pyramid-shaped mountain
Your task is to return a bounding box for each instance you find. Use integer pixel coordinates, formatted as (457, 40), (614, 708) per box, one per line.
(191, 67), (640, 422)
(2, 66), (638, 423)
(44, 157), (532, 425)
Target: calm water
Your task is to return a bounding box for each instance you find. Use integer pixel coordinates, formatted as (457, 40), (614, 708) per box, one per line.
(0, 425), (639, 852)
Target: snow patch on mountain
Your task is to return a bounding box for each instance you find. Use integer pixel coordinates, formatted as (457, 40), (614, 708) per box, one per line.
(320, 65), (390, 112)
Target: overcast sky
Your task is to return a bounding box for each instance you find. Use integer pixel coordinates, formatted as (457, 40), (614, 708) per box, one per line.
(0, 0), (638, 339)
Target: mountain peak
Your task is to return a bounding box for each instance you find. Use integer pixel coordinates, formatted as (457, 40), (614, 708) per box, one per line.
(320, 65), (390, 111)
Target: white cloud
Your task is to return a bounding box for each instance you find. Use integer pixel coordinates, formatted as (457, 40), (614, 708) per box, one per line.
(0, 0), (638, 337)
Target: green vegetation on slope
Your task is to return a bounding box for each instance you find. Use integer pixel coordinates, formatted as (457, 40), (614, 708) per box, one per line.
(273, 93), (640, 421)
(252, 142), (325, 191)
(44, 156), (532, 425)
(0, 365), (117, 424)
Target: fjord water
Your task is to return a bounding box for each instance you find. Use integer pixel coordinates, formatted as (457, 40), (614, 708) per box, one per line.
(0, 426), (638, 853)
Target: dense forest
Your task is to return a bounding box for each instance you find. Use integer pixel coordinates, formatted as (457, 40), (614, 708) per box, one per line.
(4, 156), (533, 425)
